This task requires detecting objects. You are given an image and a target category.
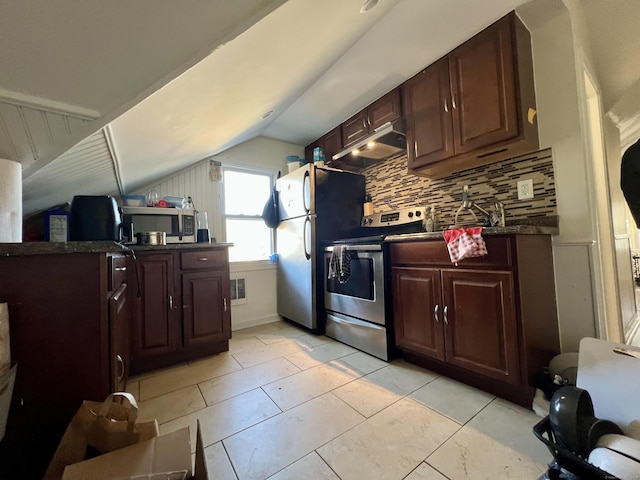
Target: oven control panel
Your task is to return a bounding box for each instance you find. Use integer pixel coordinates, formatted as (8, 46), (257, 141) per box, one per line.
(361, 206), (428, 228)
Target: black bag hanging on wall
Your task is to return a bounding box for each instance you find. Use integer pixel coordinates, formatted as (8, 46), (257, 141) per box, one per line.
(262, 172), (281, 228)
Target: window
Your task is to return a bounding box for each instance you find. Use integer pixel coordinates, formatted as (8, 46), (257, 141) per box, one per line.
(222, 167), (275, 262)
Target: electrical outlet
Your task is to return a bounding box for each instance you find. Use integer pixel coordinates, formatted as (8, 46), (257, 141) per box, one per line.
(517, 179), (534, 200)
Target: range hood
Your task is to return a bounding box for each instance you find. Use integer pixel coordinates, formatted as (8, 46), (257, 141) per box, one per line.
(332, 120), (407, 163)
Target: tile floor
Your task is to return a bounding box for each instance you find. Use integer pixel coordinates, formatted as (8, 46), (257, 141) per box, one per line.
(126, 320), (553, 480)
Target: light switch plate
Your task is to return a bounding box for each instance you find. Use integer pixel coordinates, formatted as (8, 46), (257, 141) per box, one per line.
(517, 179), (534, 200)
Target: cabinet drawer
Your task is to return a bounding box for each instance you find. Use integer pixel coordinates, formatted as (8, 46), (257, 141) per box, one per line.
(181, 249), (227, 270)
(390, 236), (512, 268)
(108, 254), (128, 291)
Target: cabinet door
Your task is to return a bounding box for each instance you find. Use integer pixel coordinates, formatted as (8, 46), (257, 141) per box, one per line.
(109, 282), (129, 392)
(402, 58), (455, 169)
(134, 253), (178, 360)
(182, 270), (229, 348)
(368, 88), (401, 130)
(341, 110), (369, 147)
(322, 127), (342, 164)
(392, 267), (445, 360)
(449, 14), (518, 154)
(441, 269), (520, 384)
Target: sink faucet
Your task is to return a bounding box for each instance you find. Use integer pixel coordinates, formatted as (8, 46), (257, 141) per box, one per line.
(454, 186), (505, 227)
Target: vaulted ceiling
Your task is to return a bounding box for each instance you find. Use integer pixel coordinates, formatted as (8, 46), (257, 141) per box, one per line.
(1, 0), (639, 215)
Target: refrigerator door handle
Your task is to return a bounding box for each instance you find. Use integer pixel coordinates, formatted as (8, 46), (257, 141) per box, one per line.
(303, 170), (311, 214)
(303, 216), (311, 260)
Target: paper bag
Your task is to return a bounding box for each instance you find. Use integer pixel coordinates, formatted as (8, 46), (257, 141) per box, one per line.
(45, 392), (159, 480)
(62, 427), (192, 480)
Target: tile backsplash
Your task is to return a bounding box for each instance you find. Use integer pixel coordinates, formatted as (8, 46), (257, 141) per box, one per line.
(361, 148), (556, 228)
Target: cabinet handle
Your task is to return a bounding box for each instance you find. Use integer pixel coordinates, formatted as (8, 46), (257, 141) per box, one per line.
(444, 98), (449, 113)
(362, 118), (368, 129)
(434, 304), (440, 323)
(224, 298), (228, 312)
(115, 266), (127, 272)
(451, 95), (457, 110)
(116, 354), (125, 382)
(198, 257), (211, 262)
(169, 295), (173, 310)
(443, 305), (449, 325)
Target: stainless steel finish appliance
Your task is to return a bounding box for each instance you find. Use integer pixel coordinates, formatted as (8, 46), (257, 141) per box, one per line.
(276, 164), (365, 331)
(332, 120), (406, 163)
(324, 206), (428, 360)
(121, 206), (196, 244)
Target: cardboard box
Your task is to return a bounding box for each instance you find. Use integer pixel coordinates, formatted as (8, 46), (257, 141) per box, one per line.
(61, 422), (209, 480)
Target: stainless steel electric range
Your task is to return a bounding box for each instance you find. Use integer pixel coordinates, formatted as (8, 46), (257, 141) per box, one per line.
(323, 206), (429, 360)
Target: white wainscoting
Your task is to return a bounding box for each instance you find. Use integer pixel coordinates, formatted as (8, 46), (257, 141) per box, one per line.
(552, 242), (598, 352)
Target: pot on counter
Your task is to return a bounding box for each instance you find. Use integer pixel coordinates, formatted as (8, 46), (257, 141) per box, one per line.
(136, 231), (166, 246)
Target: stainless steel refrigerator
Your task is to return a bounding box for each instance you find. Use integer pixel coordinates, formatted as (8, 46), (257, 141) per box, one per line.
(276, 164), (365, 332)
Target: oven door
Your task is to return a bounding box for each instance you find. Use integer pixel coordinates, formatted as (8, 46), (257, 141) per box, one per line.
(324, 244), (385, 326)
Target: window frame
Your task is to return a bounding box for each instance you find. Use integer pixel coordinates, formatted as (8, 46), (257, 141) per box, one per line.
(221, 165), (277, 263)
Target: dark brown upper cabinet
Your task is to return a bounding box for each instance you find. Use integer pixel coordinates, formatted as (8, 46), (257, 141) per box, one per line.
(341, 88), (402, 147)
(402, 11), (538, 177)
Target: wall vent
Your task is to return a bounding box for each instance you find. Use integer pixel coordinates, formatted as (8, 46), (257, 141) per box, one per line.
(230, 277), (247, 305)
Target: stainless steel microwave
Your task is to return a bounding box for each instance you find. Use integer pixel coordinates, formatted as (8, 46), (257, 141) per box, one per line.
(121, 206), (196, 244)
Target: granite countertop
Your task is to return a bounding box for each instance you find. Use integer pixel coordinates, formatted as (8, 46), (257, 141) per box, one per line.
(0, 241), (233, 257)
(385, 225), (558, 242)
(385, 218), (559, 243)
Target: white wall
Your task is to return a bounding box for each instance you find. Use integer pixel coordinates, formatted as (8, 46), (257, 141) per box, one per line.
(519, 0), (631, 350)
(135, 135), (304, 330)
(519, 3), (597, 352)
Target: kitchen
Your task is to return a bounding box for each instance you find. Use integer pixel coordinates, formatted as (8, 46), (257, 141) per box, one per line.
(1, 0), (640, 478)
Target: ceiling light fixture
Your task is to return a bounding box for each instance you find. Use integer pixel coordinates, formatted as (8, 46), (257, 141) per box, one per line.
(360, 0), (378, 14)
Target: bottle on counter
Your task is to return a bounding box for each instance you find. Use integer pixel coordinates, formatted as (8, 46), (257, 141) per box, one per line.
(363, 193), (374, 216)
(425, 207), (437, 232)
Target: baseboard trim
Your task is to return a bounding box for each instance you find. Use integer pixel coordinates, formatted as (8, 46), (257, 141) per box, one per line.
(232, 314), (281, 332)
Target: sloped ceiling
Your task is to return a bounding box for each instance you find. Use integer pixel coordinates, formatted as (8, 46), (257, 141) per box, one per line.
(2, 0), (640, 216)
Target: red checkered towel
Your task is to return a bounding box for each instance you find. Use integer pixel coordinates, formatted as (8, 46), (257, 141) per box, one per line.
(442, 227), (487, 263)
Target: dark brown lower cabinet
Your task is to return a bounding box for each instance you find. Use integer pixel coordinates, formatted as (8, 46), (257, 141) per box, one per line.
(0, 251), (131, 478)
(131, 247), (231, 374)
(391, 235), (560, 406)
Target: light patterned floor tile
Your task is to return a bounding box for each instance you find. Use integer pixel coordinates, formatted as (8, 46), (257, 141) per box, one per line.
(332, 375), (405, 418)
(224, 393), (364, 480)
(426, 398), (551, 479)
(228, 335), (268, 354)
(410, 376), (495, 424)
(127, 361), (189, 383)
(160, 388), (281, 451)
(285, 341), (358, 370)
(232, 322), (283, 338)
(125, 380), (140, 402)
(405, 463), (450, 480)
(231, 337), (309, 368)
(199, 357), (301, 406)
(139, 354), (243, 400)
(362, 360), (439, 395)
(334, 351), (389, 375)
(137, 385), (206, 424)
(262, 360), (363, 411)
(317, 397), (460, 480)
(204, 442), (238, 480)
(268, 452), (340, 480)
